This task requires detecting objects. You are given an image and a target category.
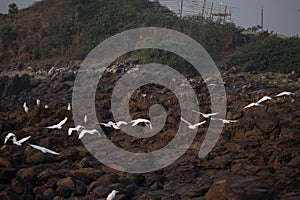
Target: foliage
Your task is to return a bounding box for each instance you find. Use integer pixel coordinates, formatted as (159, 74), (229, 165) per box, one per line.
(5, 0), (298, 74)
(227, 33), (300, 73)
(0, 24), (17, 42)
(8, 3), (18, 14)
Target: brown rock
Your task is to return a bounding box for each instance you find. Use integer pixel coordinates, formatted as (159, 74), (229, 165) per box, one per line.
(255, 115), (279, 133)
(90, 186), (111, 198)
(0, 157), (13, 168)
(56, 177), (75, 190)
(205, 180), (237, 200)
(288, 156), (300, 167)
(69, 168), (103, 184)
(17, 167), (36, 182)
(25, 151), (51, 165)
(0, 168), (17, 184)
(0, 189), (19, 200)
(74, 180), (87, 196)
(280, 128), (300, 140)
(11, 177), (32, 194)
(43, 188), (55, 200)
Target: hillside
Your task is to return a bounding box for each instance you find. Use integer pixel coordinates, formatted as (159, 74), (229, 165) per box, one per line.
(0, 0), (299, 73)
(0, 0), (244, 69)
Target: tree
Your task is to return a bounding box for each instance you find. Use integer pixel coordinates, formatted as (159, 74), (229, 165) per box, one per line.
(8, 3), (18, 14)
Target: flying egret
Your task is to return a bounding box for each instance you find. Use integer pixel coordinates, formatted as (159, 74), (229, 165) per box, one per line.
(78, 129), (101, 139)
(36, 99), (41, 107)
(68, 125), (86, 136)
(211, 118), (238, 124)
(130, 118), (152, 129)
(67, 103), (71, 111)
(243, 102), (262, 109)
(256, 96), (275, 104)
(100, 121), (128, 130)
(4, 133), (31, 146)
(106, 190), (119, 200)
(45, 117), (68, 129)
(23, 102), (29, 113)
(243, 95), (275, 109)
(192, 110), (219, 118)
(275, 91), (295, 97)
(180, 117), (206, 129)
(29, 143), (60, 155)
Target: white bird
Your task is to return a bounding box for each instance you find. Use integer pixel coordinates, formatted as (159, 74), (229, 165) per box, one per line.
(243, 102), (262, 109)
(78, 129), (101, 139)
(100, 121), (128, 130)
(106, 190), (119, 200)
(180, 117), (206, 129)
(100, 121), (116, 128)
(192, 110), (219, 118)
(23, 102), (29, 113)
(68, 125), (86, 136)
(84, 115), (88, 123)
(28, 143), (60, 155)
(130, 118), (152, 129)
(116, 121), (128, 127)
(36, 99), (41, 107)
(44, 105), (49, 109)
(211, 118), (238, 124)
(243, 95), (275, 109)
(4, 133), (31, 146)
(67, 103), (71, 111)
(45, 117), (68, 129)
(275, 91), (295, 97)
(256, 96), (275, 104)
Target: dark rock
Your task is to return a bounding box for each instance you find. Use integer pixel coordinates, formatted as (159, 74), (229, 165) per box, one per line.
(74, 179), (87, 196)
(17, 167), (36, 182)
(56, 185), (73, 198)
(11, 177), (32, 194)
(0, 168), (17, 184)
(45, 176), (60, 188)
(69, 168), (103, 184)
(255, 115), (279, 133)
(89, 185), (111, 198)
(0, 189), (19, 200)
(43, 188), (55, 200)
(288, 156), (300, 167)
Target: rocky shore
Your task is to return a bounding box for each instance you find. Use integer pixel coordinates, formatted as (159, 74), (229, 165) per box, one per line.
(0, 64), (299, 199)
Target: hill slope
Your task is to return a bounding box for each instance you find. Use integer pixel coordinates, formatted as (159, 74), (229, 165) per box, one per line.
(0, 0), (244, 69)
(0, 0), (299, 73)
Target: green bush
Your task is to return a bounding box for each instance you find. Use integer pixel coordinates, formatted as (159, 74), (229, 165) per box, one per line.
(227, 34), (300, 73)
(0, 24), (17, 42)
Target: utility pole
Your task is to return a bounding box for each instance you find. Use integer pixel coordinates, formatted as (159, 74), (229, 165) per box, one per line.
(223, 6), (227, 24)
(201, 0), (207, 19)
(180, 0), (183, 18)
(261, 4), (264, 31)
(209, 2), (214, 21)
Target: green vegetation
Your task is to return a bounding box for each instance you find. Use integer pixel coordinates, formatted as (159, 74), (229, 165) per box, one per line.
(227, 32), (300, 73)
(0, 24), (17, 42)
(0, 0), (299, 74)
(8, 3), (18, 14)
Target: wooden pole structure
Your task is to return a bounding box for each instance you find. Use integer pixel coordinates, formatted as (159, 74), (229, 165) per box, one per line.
(201, 0), (207, 19)
(180, 0), (183, 18)
(261, 4), (264, 31)
(223, 6), (227, 24)
(210, 2), (214, 21)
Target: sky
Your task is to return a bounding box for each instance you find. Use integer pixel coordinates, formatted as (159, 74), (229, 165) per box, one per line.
(0, 0), (299, 36)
